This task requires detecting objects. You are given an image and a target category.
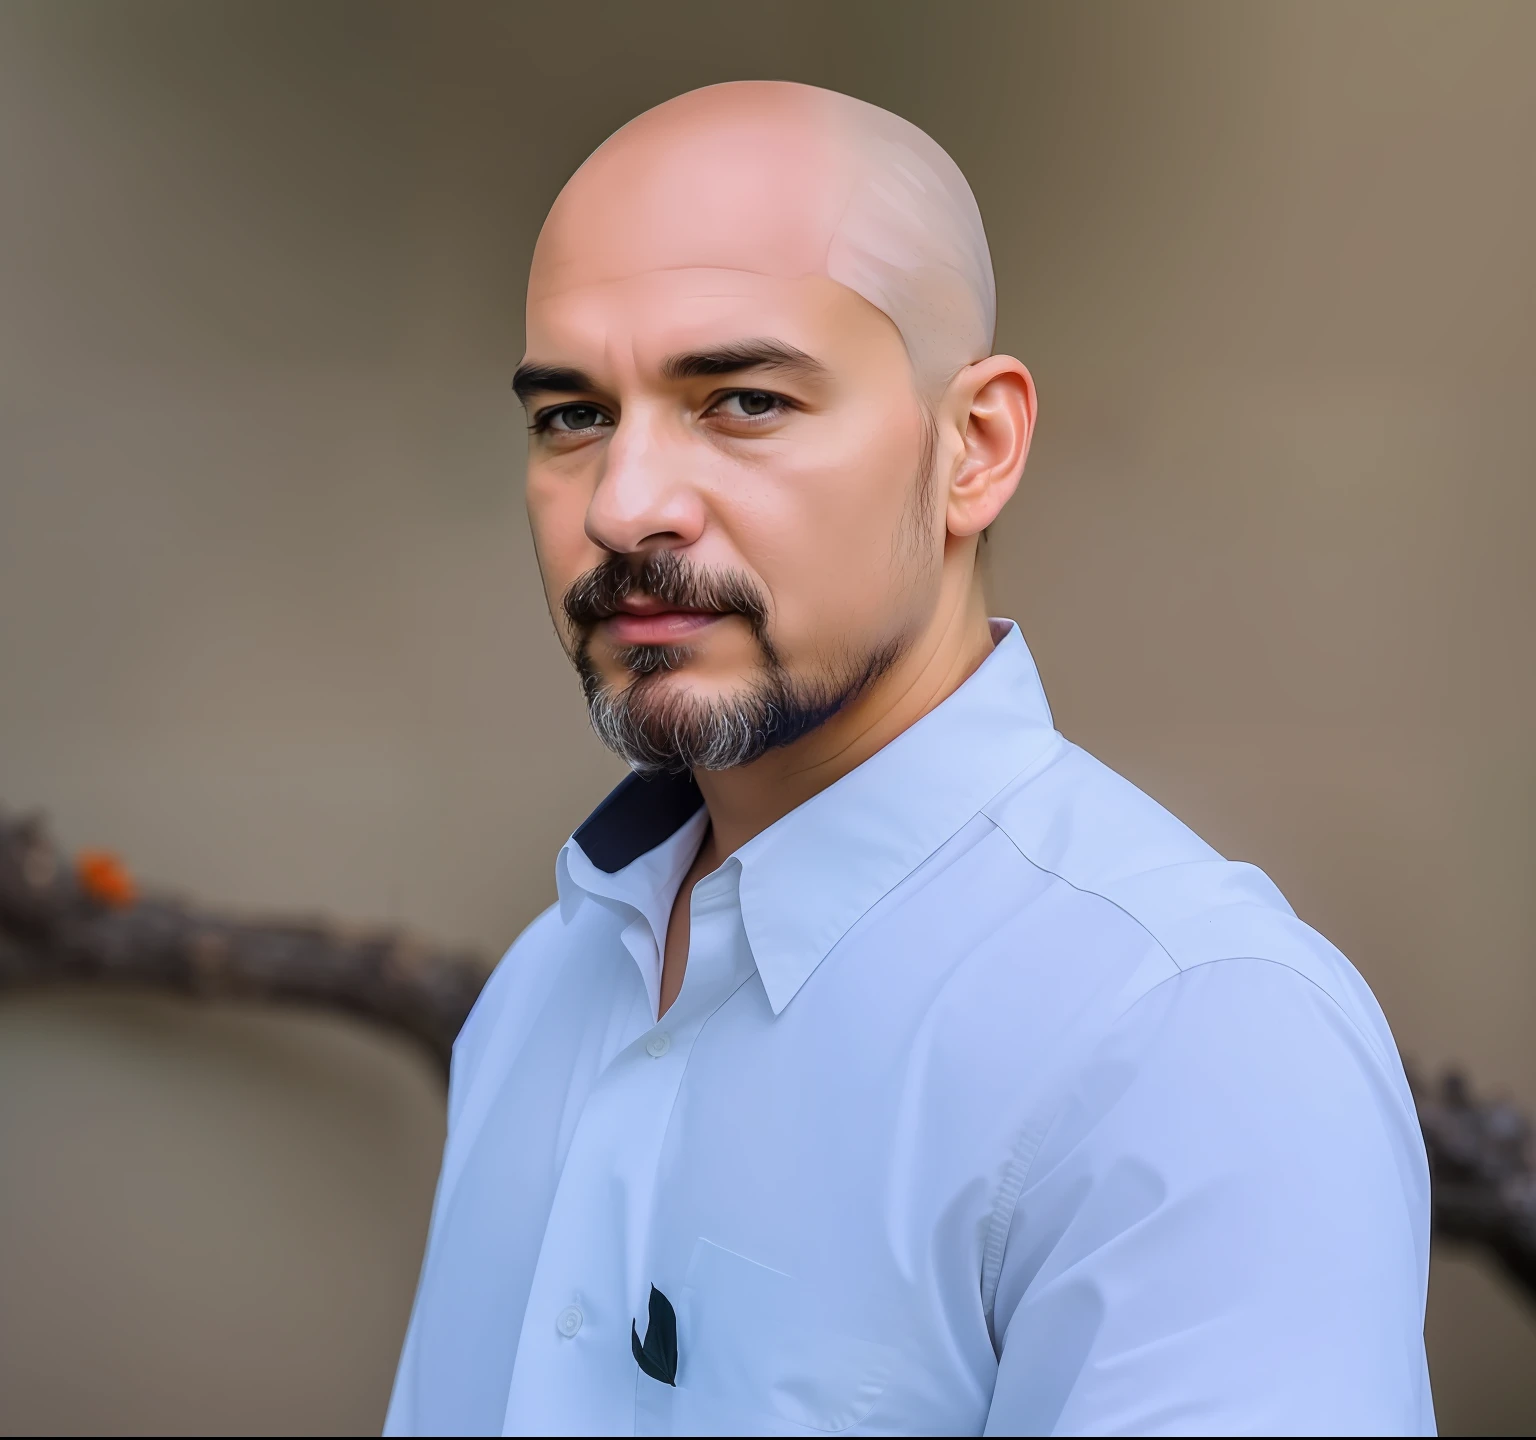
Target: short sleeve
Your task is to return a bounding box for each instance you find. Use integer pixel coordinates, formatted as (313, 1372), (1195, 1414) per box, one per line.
(984, 956), (1435, 1437)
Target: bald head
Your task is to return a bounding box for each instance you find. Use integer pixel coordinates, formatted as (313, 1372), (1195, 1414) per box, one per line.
(529, 81), (996, 393)
(520, 82), (1034, 783)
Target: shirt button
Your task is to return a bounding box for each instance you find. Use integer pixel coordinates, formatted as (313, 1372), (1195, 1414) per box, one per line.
(645, 1031), (672, 1058)
(556, 1304), (583, 1338)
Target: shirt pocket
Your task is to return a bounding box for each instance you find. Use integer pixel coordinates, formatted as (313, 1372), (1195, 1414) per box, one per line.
(658, 1238), (895, 1436)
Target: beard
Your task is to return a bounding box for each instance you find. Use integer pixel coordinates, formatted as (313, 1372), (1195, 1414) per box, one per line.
(562, 550), (905, 776)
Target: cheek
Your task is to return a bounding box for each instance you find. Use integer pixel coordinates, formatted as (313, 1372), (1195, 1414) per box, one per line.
(526, 461), (599, 606)
(711, 406), (930, 640)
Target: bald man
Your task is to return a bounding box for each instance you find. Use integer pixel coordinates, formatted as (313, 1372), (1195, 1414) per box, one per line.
(385, 83), (1434, 1437)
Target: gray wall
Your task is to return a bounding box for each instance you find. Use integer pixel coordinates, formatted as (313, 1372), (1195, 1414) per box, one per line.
(1, 1), (1533, 1433)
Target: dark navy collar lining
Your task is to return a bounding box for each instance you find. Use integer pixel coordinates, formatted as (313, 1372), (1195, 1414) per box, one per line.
(572, 770), (706, 874)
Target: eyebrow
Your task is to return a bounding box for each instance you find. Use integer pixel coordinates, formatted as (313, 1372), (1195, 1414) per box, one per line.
(660, 339), (830, 384)
(511, 363), (599, 405)
(512, 339), (829, 406)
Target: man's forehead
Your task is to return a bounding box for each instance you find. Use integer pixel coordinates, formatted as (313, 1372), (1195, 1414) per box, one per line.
(527, 110), (850, 305)
(523, 268), (897, 380)
(530, 267), (833, 328)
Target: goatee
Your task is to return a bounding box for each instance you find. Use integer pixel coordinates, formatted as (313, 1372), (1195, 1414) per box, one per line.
(562, 551), (902, 775)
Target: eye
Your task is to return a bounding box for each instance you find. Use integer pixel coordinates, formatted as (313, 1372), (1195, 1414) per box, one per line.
(536, 403), (612, 435)
(710, 390), (788, 422)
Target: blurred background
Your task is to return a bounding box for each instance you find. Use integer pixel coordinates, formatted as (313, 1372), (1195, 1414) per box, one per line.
(0, 0), (1532, 1433)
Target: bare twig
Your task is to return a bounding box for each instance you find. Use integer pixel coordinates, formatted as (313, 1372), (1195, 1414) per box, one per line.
(0, 806), (487, 1074)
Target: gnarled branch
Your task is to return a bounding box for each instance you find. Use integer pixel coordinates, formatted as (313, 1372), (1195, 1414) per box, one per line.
(0, 806), (486, 1073)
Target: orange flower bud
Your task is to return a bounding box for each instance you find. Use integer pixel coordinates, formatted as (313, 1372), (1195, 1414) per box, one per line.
(76, 849), (136, 908)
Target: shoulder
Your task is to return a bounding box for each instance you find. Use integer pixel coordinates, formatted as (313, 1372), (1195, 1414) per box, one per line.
(980, 739), (1403, 1078)
(959, 738), (1424, 1270)
(970, 737), (1429, 1266)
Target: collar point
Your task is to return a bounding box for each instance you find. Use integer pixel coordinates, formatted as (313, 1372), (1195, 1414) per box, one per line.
(755, 970), (797, 1018)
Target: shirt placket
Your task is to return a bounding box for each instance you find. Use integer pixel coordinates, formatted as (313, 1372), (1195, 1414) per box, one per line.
(500, 864), (755, 1437)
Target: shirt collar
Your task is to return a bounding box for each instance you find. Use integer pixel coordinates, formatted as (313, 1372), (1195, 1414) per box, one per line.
(559, 620), (1058, 1013)
(558, 789), (707, 953)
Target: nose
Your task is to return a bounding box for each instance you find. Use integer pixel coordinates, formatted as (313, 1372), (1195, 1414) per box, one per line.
(584, 405), (706, 556)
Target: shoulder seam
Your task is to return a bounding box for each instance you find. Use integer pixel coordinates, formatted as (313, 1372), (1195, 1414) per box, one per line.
(987, 822), (1392, 1068)
(987, 821), (1188, 972)
(979, 936), (1397, 1331)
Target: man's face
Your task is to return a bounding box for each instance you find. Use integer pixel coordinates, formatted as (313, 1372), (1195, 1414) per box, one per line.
(520, 265), (942, 773)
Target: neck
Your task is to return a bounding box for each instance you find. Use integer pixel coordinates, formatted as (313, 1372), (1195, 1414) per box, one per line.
(691, 573), (996, 865)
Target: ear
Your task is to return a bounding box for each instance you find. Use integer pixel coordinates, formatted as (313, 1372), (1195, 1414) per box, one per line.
(942, 355), (1036, 538)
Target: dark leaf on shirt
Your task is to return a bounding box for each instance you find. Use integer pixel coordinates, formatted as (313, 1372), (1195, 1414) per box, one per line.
(631, 1284), (678, 1386)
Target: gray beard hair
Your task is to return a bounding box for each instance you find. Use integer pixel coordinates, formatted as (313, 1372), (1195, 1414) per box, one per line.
(578, 637), (904, 776)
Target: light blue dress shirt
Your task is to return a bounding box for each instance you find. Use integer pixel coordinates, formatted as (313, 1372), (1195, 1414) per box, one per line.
(386, 621), (1434, 1436)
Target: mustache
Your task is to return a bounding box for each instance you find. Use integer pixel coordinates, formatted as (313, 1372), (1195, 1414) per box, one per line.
(562, 551), (770, 638)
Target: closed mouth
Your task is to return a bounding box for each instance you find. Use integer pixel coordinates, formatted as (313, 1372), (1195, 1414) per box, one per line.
(602, 607), (724, 646)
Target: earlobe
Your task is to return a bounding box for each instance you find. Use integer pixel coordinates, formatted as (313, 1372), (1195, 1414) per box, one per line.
(945, 356), (1036, 539)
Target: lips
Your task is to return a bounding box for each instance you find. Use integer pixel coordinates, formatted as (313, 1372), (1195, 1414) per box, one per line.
(604, 608), (723, 646)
